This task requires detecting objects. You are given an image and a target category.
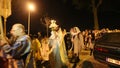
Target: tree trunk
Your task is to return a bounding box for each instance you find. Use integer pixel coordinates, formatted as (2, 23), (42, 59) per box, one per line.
(93, 7), (99, 30)
(91, 0), (99, 30)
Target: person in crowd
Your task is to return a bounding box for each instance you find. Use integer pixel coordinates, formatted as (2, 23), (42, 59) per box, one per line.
(31, 35), (41, 68)
(64, 31), (73, 58)
(0, 23), (31, 68)
(38, 37), (55, 68)
(84, 29), (89, 50)
(49, 21), (69, 68)
(37, 32), (42, 41)
(89, 30), (95, 56)
(71, 27), (83, 58)
(70, 27), (84, 68)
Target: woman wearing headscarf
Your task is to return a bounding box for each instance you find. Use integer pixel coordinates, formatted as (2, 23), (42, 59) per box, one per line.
(70, 27), (84, 67)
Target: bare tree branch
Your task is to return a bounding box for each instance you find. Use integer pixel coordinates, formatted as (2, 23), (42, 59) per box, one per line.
(97, 0), (102, 8)
(91, 0), (95, 8)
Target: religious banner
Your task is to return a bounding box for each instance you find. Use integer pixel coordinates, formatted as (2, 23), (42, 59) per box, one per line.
(0, 16), (3, 39)
(0, 0), (12, 18)
(0, 0), (12, 35)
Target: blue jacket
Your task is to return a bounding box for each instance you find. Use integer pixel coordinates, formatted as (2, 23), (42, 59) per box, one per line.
(2, 35), (31, 68)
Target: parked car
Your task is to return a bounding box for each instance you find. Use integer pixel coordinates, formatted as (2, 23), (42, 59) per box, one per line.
(93, 32), (120, 68)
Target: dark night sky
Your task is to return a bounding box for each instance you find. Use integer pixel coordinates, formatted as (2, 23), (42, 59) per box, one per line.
(6, 0), (120, 34)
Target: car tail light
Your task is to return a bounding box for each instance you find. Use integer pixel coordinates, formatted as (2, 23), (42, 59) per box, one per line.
(94, 47), (108, 53)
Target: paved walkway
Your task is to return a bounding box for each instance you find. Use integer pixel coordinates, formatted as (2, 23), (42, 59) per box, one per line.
(68, 49), (109, 68)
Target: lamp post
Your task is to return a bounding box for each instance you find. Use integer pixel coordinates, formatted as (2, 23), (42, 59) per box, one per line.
(27, 2), (34, 35)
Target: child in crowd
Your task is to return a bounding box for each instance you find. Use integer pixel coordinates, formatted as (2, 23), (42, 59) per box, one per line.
(40, 37), (55, 68)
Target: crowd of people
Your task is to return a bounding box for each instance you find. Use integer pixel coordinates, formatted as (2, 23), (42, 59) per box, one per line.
(0, 22), (120, 68)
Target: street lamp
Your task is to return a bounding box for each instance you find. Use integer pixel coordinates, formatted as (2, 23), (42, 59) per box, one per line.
(27, 2), (35, 35)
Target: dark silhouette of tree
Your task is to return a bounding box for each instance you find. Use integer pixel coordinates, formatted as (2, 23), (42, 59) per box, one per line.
(40, 13), (51, 37)
(91, 0), (102, 29)
(63, 0), (102, 29)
